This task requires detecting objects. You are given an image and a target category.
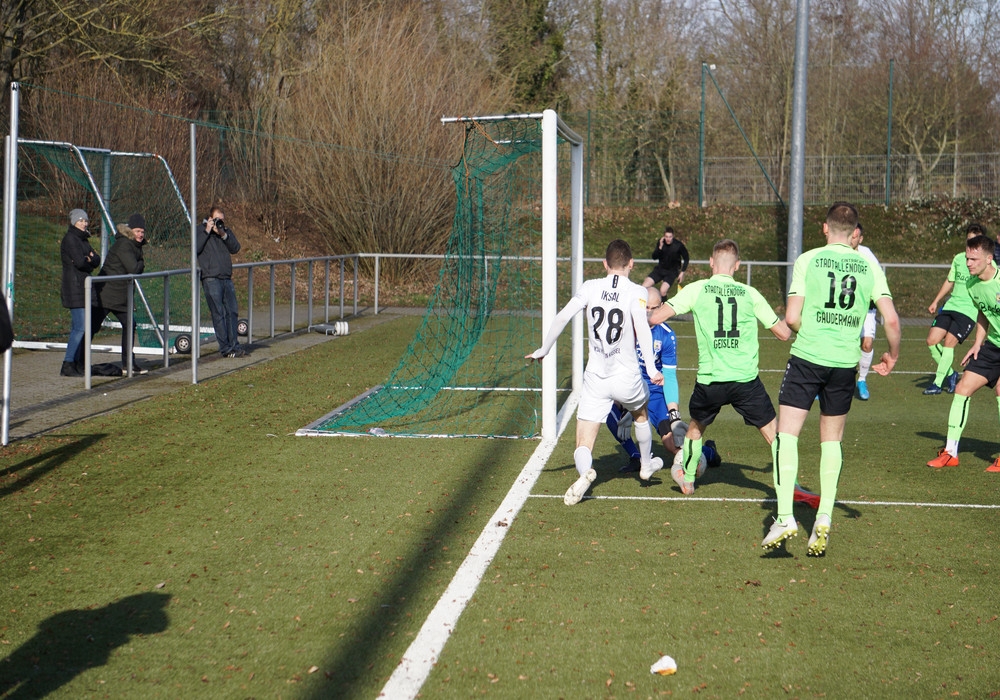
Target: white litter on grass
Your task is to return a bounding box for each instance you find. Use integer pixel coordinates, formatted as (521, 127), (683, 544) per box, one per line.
(650, 655), (677, 676)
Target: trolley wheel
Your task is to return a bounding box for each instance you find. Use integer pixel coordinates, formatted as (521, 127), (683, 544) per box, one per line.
(174, 333), (192, 354)
(237, 318), (249, 336)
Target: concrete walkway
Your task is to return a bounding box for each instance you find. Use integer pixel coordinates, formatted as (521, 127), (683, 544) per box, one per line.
(3, 307), (409, 443)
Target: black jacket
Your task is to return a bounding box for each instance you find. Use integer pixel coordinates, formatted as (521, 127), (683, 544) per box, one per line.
(651, 239), (689, 274)
(196, 220), (240, 279)
(97, 227), (145, 313)
(60, 225), (100, 309)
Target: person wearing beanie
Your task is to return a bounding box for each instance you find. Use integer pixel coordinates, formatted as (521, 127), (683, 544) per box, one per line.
(196, 205), (245, 358)
(95, 214), (150, 375)
(60, 209), (101, 377)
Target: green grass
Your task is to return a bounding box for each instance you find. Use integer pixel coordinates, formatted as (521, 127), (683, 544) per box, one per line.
(420, 329), (1000, 697)
(2, 318), (1000, 698)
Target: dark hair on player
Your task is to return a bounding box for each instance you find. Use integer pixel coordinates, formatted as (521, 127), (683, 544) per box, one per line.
(826, 201), (860, 237)
(713, 238), (740, 260)
(966, 222), (988, 238)
(966, 234), (995, 257)
(605, 239), (633, 269)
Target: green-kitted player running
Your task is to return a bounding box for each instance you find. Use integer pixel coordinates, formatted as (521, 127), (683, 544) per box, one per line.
(763, 202), (901, 556)
(923, 223), (985, 395)
(927, 234), (1000, 472)
(648, 239), (791, 495)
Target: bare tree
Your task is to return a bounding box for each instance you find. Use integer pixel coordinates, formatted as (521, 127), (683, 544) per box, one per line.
(0, 0), (227, 89)
(869, 0), (1000, 194)
(267, 2), (514, 279)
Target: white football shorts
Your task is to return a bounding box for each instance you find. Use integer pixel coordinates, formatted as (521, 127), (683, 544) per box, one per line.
(576, 370), (650, 423)
(862, 308), (877, 339)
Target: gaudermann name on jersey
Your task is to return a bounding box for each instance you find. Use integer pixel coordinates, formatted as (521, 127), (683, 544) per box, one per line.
(815, 310), (861, 328)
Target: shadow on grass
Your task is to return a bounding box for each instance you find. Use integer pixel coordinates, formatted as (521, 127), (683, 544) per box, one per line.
(0, 433), (107, 499)
(308, 438), (530, 699)
(916, 430), (997, 463)
(0, 592), (169, 698)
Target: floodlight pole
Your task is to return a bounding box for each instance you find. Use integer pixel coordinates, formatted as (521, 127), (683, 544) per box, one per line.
(2, 83), (20, 445)
(786, 0), (810, 293)
(190, 122), (199, 384)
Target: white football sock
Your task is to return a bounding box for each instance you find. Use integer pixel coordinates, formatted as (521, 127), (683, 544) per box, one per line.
(859, 348), (873, 381)
(634, 418), (653, 465)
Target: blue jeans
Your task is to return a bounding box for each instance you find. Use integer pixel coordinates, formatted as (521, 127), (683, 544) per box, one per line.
(64, 307), (87, 363)
(202, 276), (239, 355)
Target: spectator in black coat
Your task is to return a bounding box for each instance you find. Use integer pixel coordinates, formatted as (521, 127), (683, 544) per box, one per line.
(96, 213), (149, 374)
(60, 209), (100, 377)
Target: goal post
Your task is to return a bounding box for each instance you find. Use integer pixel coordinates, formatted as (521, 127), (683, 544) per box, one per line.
(540, 109), (584, 441)
(298, 109), (584, 440)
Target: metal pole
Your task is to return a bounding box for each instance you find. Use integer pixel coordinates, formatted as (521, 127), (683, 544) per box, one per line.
(585, 109), (591, 207)
(786, 0), (810, 294)
(101, 151), (112, 260)
(886, 58), (894, 208)
(84, 278), (92, 390)
(540, 110), (558, 441)
(570, 116), (585, 397)
(190, 123), (198, 383)
(2, 84), (20, 444)
(246, 267), (254, 345)
(699, 64), (707, 208)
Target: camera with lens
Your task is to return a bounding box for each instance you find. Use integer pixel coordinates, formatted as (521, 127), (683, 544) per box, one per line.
(212, 218), (226, 232)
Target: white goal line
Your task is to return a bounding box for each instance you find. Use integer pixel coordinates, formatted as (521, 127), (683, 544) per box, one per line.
(527, 494), (1000, 509)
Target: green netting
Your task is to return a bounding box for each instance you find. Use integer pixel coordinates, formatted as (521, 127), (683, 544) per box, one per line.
(15, 141), (203, 351)
(306, 117), (559, 438)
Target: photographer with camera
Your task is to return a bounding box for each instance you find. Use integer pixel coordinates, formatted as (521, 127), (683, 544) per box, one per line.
(197, 206), (246, 358)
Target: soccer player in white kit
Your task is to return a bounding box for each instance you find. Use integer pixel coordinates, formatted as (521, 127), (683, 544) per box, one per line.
(526, 239), (664, 505)
(853, 224), (881, 400)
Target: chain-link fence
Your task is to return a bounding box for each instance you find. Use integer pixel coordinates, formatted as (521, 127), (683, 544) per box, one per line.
(567, 110), (1000, 207)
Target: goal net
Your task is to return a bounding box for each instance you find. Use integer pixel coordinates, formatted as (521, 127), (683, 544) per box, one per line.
(12, 139), (199, 353)
(299, 111), (583, 439)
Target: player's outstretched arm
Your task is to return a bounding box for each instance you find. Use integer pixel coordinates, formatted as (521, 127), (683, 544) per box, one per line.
(648, 301), (676, 326)
(784, 295), (804, 332)
(871, 297), (901, 376)
(928, 279), (954, 315)
(525, 298), (583, 360)
(769, 319), (792, 341)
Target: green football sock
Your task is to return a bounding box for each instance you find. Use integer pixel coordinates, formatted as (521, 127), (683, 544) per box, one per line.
(947, 394), (970, 447)
(818, 441), (843, 518)
(682, 437), (702, 481)
(929, 343), (943, 363)
(772, 433), (798, 523)
(934, 346), (954, 386)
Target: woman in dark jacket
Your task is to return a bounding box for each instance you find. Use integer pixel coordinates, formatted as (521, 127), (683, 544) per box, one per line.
(60, 209), (100, 377)
(96, 213), (148, 374)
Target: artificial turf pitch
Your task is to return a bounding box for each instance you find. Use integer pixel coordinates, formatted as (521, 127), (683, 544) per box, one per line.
(1, 319), (998, 698)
